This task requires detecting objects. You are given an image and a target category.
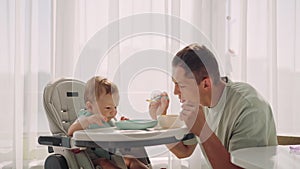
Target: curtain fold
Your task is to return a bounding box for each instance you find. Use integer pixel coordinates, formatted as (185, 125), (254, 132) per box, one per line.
(267, 0), (278, 124)
(1, 0), (52, 168)
(277, 0), (300, 133)
(228, 0), (300, 133)
(14, 0), (25, 167)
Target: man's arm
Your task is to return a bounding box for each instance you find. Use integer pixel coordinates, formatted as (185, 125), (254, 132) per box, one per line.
(148, 94), (197, 158)
(198, 124), (242, 169)
(166, 142), (197, 159)
(180, 102), (242, 169)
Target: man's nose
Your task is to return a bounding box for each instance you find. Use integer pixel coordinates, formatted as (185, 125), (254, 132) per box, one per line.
(174, 85), (180, 95)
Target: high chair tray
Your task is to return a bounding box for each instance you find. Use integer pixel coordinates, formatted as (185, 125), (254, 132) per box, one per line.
(73, 126), (194, 148)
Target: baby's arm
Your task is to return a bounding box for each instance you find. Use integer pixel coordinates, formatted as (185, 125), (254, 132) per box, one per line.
(67, 114), (106, 136)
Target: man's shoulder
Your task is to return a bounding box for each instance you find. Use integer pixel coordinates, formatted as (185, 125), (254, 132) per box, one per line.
(227, 81), (260, 99)
(227, 80), (254, 90)
(225, 80), (270, 109)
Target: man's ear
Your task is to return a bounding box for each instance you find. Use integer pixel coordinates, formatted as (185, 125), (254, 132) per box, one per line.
(202, 77), (211, 89)
(86, 101), (93, 112)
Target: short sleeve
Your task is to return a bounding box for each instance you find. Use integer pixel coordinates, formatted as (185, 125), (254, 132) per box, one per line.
(229, 106), (277, 152)
(77, 109), (91, 118)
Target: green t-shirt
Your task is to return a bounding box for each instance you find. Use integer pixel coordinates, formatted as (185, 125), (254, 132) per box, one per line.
(205, 81), (277, 152)
(183, 80), (277, 167)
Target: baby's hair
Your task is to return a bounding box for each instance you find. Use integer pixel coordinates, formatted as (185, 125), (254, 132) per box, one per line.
(84, 76), (119, 103)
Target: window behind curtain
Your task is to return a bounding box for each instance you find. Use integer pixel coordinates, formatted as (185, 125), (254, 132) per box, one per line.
(0, 0), (52, 166)
(227, 0), (300, 134)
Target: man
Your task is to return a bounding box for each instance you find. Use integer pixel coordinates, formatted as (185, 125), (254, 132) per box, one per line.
(149, 44), (277, 168)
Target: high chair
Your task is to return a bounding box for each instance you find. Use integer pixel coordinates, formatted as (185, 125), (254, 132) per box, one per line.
(38, 78), (151, 169)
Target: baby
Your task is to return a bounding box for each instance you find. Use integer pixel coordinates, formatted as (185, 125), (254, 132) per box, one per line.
(68, 76), (148, 169)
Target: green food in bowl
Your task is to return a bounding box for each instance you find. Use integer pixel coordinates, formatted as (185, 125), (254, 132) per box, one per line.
(115, 119), (158, 130)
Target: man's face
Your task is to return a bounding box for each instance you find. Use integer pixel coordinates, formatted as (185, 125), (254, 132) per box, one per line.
(172, 66), (201, 104)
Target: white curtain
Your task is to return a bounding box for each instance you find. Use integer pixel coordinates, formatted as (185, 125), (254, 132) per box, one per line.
(0, 0), (52, 168)
(1, 0), (299, 168)
(227, 0), (300, 134)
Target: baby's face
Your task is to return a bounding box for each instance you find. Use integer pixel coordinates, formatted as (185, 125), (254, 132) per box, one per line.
(94, 93), (119, 121)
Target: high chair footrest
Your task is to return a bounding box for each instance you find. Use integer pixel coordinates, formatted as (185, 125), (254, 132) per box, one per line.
(38, 136), (71, 148)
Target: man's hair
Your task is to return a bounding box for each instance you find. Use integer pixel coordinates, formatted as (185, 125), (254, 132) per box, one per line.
(172, 43), (221, 84)
(84, 76), (119, 103)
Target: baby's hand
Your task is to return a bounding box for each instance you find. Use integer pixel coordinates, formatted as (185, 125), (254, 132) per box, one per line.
(88, 113), (107, 126)
(120, 116), (129, 121)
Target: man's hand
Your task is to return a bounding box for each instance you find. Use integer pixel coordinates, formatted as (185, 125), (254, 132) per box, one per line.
(149, 92), (169, 119)
(180, 101), (206, 136)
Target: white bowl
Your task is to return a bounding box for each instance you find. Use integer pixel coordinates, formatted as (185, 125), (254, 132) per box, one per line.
(157, 115), (184, 129)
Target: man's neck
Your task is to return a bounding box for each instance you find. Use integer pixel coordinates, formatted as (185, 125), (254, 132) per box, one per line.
(210, 80), (226, 108)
